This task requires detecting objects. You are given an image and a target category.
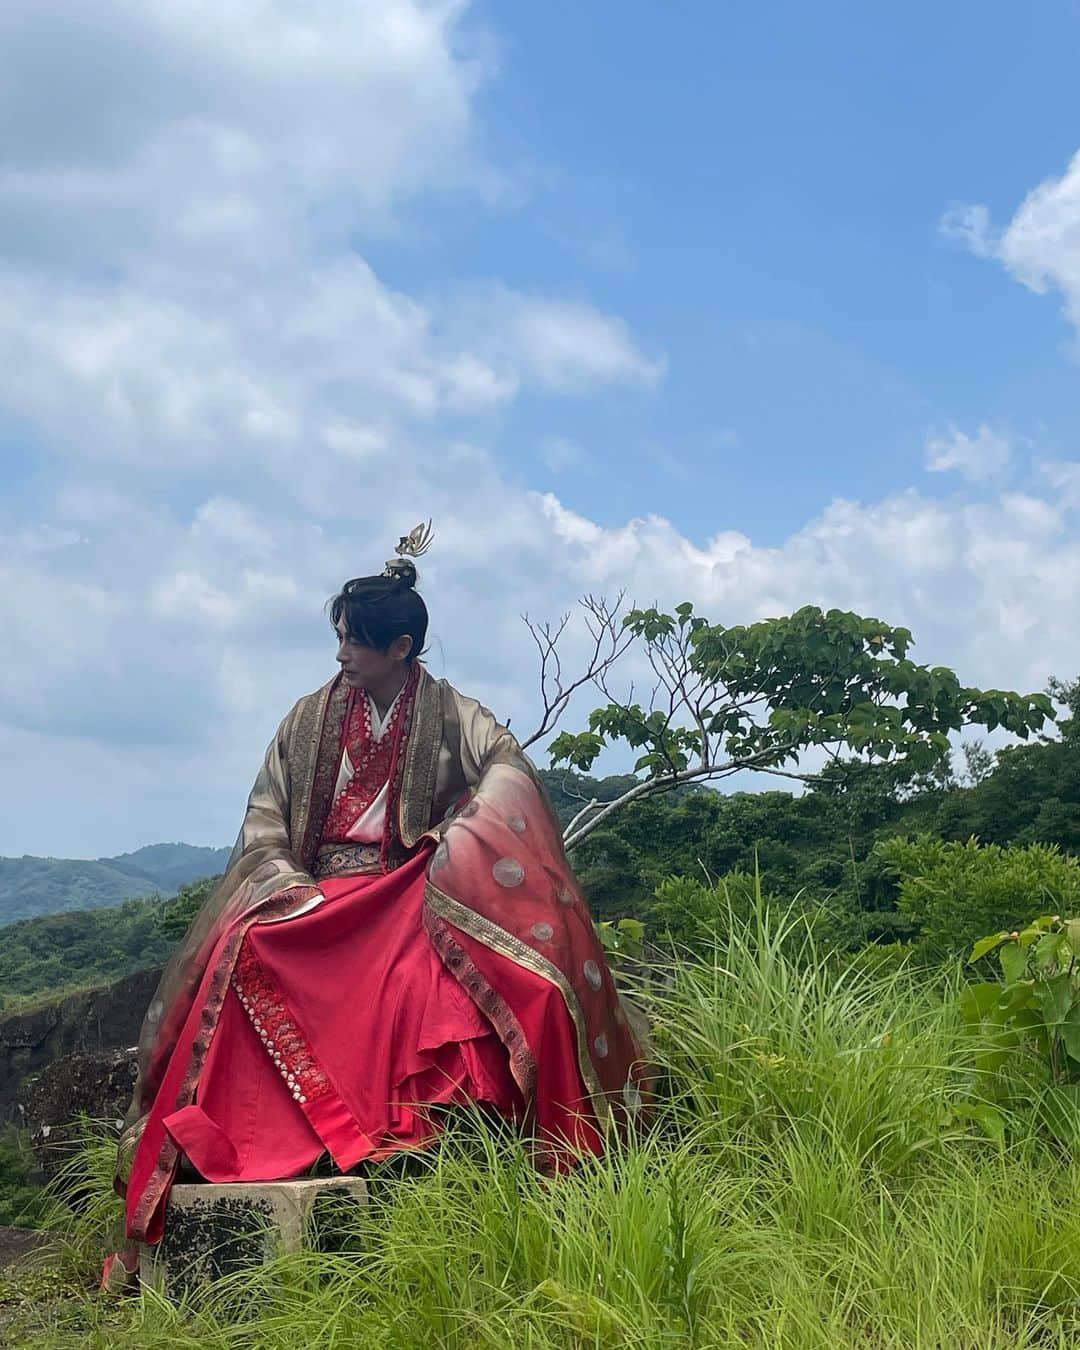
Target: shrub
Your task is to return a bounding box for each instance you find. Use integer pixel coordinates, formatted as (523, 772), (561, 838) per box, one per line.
(874, 834), (1080, 958)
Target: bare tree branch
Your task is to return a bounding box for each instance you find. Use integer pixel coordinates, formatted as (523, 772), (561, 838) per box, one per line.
(564, 797), (602, 838)
(519, 593), (634, 750)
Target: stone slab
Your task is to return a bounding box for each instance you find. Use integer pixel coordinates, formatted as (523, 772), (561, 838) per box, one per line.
(138, 1175), (368, 1298)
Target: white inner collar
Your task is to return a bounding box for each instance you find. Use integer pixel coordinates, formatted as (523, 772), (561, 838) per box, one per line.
(366, 684), (403, 740)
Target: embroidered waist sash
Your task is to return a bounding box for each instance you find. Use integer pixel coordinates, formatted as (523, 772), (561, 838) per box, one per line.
(312, 842), (382, 879)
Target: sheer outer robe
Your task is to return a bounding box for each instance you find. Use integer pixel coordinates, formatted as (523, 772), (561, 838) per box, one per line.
(117, 666), (647, 1197)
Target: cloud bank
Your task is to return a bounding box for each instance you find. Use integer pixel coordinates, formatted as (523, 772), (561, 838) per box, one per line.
(1, 4), (1078, 855)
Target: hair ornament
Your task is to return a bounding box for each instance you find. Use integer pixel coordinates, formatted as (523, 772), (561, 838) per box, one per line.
(383, 519), (434, 583)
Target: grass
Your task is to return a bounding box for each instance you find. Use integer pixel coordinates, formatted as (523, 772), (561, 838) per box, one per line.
(8, 901), (1080, 1348)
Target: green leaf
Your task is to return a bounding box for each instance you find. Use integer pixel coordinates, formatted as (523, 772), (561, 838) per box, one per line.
(594, 921), (619, 956)
(1011, 1007), (1046, 1041)
(973, 1032), (1018, 1078)
(959, 982), (1003, 1026)
(950, 1101), (1006, 1143)
(548, 730), (605, 772)
(994, 982), (1037, 1019)
(1033, 931), (1068, 973)
(1061, 1005), (1080, 1062)
(1035, 974), (1073, 1027)
(970, 933), (1009, 962)
(999, 943), (1028, 984)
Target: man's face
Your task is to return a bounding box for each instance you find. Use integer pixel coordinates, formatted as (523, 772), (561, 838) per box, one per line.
(334, 617), (408, 690)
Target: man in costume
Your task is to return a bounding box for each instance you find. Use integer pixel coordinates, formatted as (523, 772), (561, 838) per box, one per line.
(109, 525), (647, 1278)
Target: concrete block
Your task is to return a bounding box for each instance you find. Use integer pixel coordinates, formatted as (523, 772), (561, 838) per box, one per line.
(138, 1175), (368, 1297)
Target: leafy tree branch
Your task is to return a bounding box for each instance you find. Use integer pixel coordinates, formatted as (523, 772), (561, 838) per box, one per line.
(538, 602), (1052, 853)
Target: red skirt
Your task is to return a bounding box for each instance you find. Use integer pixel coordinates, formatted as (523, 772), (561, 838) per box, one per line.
(161, 851), (594, 1181)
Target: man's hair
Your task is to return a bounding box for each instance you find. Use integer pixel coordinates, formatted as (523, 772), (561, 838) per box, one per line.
(328, 561), (428, 660)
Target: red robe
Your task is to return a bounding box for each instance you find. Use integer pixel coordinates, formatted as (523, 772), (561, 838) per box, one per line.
(121, 667), (647, 1249)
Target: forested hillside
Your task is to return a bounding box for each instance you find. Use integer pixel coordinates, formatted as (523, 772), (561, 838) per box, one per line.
(0, 842), (231, 927)
(3, 697), (1079, 1012)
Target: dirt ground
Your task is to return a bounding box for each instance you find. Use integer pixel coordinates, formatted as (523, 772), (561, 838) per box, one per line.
(0, 1225), (49, 1269)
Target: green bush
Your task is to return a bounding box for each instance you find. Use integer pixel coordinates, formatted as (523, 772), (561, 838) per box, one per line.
(874, 834), (1080, 958)
(646, 871), (767, 948)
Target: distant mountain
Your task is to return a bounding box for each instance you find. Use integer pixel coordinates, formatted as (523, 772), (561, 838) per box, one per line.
(0, 843), (231, 928)
(100, 842), (232, 893)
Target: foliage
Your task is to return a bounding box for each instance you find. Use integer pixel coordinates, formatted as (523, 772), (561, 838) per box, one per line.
(536, 768), (642, 829)
(646, 870), (776, 949)
(570, 786), (866, 921)
(594, 916), (645, 964)
(876, 834), (1080, 959)
(0, 875), (221, 1010)
(566, 699), (1080, 960)
(0, 856), (159, 929)
(0, 899), (176, 1009)
(550, 603), (1052, 849)
(4, 693), (1080, 1011)
(0, 1134), (57, 1228)
(18, 913), (1080, 1346)
(965, 914), (1080, 1146)
(102, 844), (231, 893)
(156, 876), (220, 943)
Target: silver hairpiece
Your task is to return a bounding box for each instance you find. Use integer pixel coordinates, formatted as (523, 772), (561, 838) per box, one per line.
(383, 520), (434, 579)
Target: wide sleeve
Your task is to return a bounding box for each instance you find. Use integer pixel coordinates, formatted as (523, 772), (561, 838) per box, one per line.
(224, 707), (316, 896)
(454, 692), (534, 787)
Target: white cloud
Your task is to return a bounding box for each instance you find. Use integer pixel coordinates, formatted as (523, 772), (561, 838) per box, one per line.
(1040, 458), (1080, 508)
(435, 284), (664, 398)
(939, 203), (994, 259)
(3, 6), (1079, 858)
(501, 293), (664, 393)
(945, 148), (1080, 339)
(925, 423), (1013, 482)
(0, 0), (488, 262)
(0, 1), (658, 482)
(6, 453), (1080, 856)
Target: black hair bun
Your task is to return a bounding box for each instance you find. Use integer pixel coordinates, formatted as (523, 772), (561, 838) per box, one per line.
(383, 558), (418, 589)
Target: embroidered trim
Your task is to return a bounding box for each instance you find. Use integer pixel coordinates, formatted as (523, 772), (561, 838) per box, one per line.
(424, 909), (537, 1104)
(299, 677), (350, 870)
(424, 880), (614, 1125)
(231, 941), (332, 1106)
(128, 884), (320, 1241)
(379, 662), (421, 866)
(398, 669), (443, 849)
(289, 680), (334, 865)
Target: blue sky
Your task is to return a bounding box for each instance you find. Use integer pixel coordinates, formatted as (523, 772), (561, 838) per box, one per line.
(368, 0), (1080, 539)
(2, 1), (1080, 857)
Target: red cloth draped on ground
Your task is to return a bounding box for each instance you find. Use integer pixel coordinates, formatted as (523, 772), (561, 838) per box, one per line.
(124, 848), (600, 1242)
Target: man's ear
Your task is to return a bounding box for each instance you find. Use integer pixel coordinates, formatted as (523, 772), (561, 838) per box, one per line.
(393, 634), (414, 662)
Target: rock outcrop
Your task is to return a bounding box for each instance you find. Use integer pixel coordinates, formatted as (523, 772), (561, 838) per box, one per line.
(0, 967), (159, 1123)
(0, 969), (159, 1174)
